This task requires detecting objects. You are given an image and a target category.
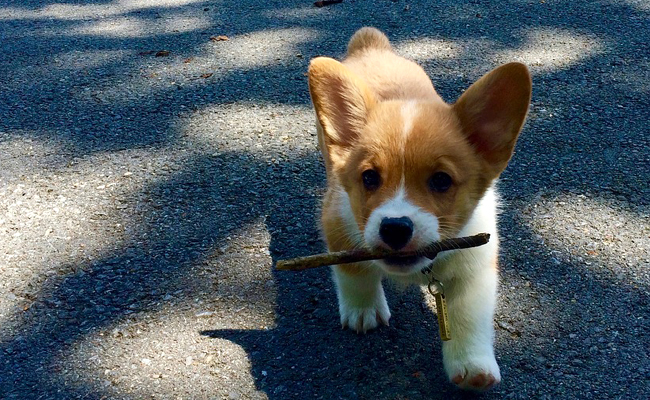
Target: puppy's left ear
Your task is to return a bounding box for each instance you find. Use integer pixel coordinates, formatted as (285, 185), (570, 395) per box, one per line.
(453, 62), (532, 178)
(308, 57), (376, 171)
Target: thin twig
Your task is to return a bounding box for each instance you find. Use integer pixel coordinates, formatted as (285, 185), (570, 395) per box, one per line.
(275, 233), (490, 271)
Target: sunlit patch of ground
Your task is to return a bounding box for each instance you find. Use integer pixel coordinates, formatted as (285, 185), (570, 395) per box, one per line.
(177, 103), (315, 155)
(0, 135), (184, 330)
(522, 192), (649, 287)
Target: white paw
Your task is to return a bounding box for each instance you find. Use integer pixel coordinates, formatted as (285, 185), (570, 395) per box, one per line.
(339, 302), (391, 333)
(333, 267), (391, 333)
(443, 350), (501, 391)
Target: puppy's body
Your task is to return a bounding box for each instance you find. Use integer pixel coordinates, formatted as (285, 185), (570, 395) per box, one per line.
(309, 28), (531, 391)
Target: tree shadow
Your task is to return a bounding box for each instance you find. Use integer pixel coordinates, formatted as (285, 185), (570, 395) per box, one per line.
(0, 148), (326, 397)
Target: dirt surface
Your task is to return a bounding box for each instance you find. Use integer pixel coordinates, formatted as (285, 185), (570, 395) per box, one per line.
(1, 0), (648, 399)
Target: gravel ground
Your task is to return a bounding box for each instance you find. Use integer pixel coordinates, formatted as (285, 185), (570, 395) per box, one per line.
(1, 0), (648, 399)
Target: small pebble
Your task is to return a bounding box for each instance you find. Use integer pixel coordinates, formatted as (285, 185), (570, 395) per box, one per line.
(195, 311), (216, 318)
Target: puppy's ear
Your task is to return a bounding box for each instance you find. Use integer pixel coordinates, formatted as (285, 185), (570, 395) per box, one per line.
(453, 62), (532, 178)
(308, 57), (376, 168)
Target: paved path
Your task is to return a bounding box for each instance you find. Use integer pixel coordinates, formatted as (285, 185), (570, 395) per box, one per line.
(1, 1), (648, 399)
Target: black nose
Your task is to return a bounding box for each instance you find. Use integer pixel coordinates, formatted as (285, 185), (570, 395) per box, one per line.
(379, 217), (414, 250)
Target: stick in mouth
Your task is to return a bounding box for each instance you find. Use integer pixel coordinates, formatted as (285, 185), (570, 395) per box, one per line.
(275, 233), (490, 271)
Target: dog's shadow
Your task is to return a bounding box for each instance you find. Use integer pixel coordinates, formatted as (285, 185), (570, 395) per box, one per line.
(201, 258), (455, 399)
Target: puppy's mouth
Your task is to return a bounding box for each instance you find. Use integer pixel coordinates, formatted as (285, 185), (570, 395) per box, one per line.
(378, 255), (430, 275)
(383, 255), (422, 266)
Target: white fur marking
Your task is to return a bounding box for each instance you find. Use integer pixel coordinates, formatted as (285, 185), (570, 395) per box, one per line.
(335, 189), (365, 248)
(400, 101), (418, 170)
(401, 101), (418, 140)
(363, 181), (440, 274)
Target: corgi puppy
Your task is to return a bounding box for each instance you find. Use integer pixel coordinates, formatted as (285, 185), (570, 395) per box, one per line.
(308, 27), (531, 391)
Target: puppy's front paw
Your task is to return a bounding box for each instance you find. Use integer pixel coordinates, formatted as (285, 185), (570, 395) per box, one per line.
(333, 267), (390, 333)
(340, 301), (390, 333)
(444, 352), (501, 391)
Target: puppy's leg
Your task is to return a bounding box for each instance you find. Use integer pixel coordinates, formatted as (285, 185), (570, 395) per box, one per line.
(442, 265), (500, 391)
(332, 264), (390, 333)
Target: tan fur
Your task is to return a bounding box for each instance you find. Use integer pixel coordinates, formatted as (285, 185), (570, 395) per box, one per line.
(347, 27), (392, 56)
(344, 28), (440, 103)
(453, 63), (532, 176)
(319, 189), (367, 276)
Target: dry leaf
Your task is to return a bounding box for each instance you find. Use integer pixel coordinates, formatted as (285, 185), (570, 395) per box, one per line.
(200, 73), (213, 79)
(314, 0), (343, 7)
(210, 35), (229, 42)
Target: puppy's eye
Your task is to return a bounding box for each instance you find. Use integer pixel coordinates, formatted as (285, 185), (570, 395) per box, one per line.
(362, 169), (381, 191)
(428, 172), (452, 193)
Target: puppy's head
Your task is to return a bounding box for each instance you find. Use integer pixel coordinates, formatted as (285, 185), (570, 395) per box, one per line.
(309, 58), (531, 275)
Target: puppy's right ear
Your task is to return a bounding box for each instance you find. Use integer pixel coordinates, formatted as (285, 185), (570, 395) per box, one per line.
(308, 57), (376, 168)
(453, 62), (531, 179)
